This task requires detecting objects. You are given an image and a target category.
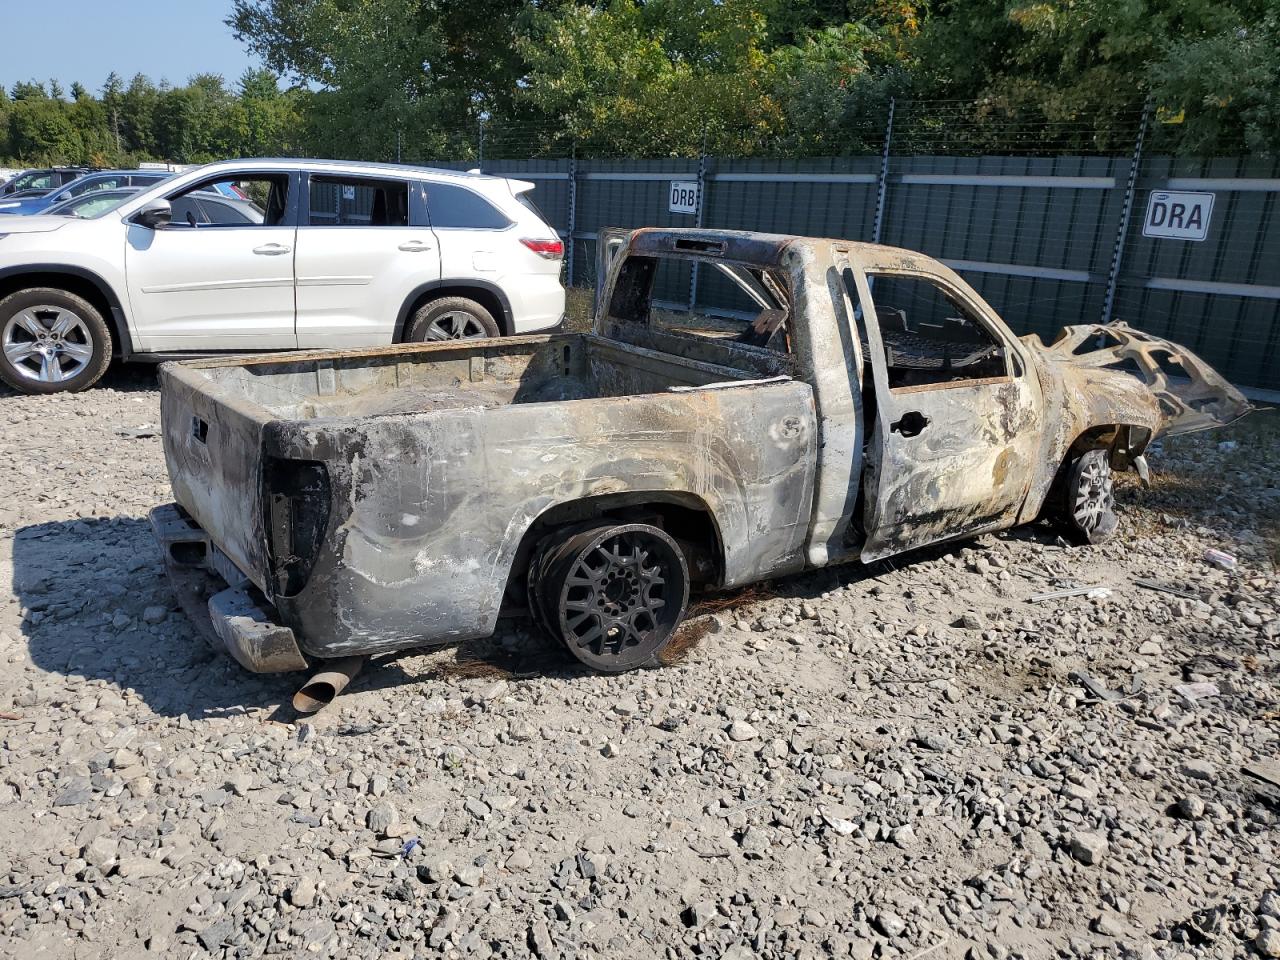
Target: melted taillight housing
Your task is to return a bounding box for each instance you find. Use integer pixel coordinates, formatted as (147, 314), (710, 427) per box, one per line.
(264, 457), (331, 598)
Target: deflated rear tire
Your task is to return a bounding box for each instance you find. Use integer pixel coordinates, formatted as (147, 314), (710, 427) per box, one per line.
(530, 523), (690, 672)
(0, 287), (112, 394)
(1056, 448), (1118, 545)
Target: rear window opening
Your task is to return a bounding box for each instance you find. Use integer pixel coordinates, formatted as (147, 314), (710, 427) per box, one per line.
(606, 254), (793, 354)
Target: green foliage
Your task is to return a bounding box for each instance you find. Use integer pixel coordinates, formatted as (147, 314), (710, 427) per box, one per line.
(769, 22), (911, 154)
(1149, 7), (1280, 154)
(1, 69), (301, 166)
(3, 0), (1279, 164)
(514, 0), (784, 156)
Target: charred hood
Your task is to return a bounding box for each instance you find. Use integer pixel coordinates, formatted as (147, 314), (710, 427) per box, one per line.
(1029, 322), (1253, 437)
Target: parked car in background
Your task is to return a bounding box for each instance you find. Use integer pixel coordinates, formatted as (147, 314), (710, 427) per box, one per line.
(44, 187), (263, 224)
(1, 166), (92, 198)
(0, 169), (171, 216)
(0, 158), (565, 393)
(44, 187), (143, 219)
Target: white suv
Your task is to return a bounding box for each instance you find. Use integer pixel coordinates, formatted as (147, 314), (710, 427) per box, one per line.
(0, 158), (565, 393)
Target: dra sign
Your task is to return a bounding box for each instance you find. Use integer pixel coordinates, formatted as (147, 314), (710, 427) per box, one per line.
(1143, 190), (1214, 241)
(668, 181), (699, 215)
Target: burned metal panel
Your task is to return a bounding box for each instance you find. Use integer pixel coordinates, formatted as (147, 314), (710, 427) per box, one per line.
(265, 381), (817, 657)
(790, 245), (865, 566)
(843, 249), (1045, 562)
(1037, 322), (1253, 435)
(158, 362), (275, 595)
(1015, 353), (1163, 523)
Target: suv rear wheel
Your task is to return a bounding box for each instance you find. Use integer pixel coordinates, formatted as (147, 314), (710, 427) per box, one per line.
(0, 287), (112, 394)
(405, 296), (499, 342)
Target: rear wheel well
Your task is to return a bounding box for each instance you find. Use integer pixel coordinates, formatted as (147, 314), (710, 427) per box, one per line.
(399, 285), (509, 338)
(0, 271), (126, 357)
(505, 493), (724, 608)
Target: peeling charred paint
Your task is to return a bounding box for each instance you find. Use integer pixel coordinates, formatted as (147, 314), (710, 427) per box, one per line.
(156, 229), (1250, 670)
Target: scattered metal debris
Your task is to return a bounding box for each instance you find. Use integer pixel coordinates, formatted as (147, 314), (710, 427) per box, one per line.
(1029, 585), (1114, 602)
(1173, 681), (1221, 705)
(1069, 670), (1121, 702)
(1203, 548), (1238, 571)
(1134, 578), (1203, 601)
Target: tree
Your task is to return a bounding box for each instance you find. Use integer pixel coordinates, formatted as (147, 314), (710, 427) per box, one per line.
(233, 68), (302, 156)
(7, 97), (81, 163)
(1149, 7), (1280, 154)
(769, 22), (912, 154)
(102, 72), (124, 155)
(120, 74), (161, 155)
(10, 81), (48, 101)
(228, 0), (534, 159)
(908, 0), (1280, 153)
(153, 74), (239, 162)
(514, 0), (784, 156)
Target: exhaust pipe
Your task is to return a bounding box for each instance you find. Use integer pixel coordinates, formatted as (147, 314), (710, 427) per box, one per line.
(293, 656), (364, 713)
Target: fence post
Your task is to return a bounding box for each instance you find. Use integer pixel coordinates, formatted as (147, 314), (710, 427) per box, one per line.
(477, 119), (486, 172)
(872, 97), (896, 244)
(689, 147), (708, 309)
(566, 145), (577, 288)
(1100, 101), (1151, 325)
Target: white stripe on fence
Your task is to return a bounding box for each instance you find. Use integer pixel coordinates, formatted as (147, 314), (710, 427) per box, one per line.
(900, 174), (1115, 189)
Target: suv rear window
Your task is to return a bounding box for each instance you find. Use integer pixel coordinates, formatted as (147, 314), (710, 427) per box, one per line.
(425, 182), (511, 229)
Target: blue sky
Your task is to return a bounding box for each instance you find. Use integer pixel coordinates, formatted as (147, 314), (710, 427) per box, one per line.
(2, 0), (262, 94)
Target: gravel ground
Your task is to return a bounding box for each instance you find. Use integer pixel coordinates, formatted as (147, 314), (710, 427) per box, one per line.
(1, 366), (1278, 960)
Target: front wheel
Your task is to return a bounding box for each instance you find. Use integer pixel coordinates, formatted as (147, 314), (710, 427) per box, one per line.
(0, 287), (112, 394)
(1055, 448), (1118, 544)
(530, 523), (690, 673)
(405, 296), (499, 342)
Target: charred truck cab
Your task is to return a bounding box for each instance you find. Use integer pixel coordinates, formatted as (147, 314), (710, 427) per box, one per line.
(152, 229), (1251, 683)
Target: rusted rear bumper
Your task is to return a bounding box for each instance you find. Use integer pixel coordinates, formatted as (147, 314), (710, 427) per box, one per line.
(149, 504), (309, 674)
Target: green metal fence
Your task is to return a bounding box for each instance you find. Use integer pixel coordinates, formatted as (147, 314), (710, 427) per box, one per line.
(432, 108), (1280, 391)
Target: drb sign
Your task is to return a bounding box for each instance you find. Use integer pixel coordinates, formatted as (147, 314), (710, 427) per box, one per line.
(669, 181), (699, 215)
(1143, 190), (1214, 241)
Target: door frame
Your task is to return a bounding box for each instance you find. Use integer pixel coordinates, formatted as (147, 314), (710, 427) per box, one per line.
(846, 253), (1040, 561)
(594, 227), (633, 318)
(143, 168), (303, 231)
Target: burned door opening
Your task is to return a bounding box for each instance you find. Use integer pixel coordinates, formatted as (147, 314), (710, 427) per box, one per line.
(845, 261), (1042, 562)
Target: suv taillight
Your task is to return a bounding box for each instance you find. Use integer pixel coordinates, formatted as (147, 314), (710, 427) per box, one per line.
(521, 238), (564, 259)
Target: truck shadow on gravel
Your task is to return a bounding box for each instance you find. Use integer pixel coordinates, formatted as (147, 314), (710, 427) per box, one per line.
(13, 502), (1241, 720)
(10, 514), (594, 720)
(0, 360), (158, 399)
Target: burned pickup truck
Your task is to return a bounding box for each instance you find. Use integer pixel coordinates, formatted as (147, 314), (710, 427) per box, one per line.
(151, 228), (1250, 688)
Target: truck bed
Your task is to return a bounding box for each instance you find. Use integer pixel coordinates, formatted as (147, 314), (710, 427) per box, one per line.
(180, 332), (778, 420)
(158, 332), (816, 658)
